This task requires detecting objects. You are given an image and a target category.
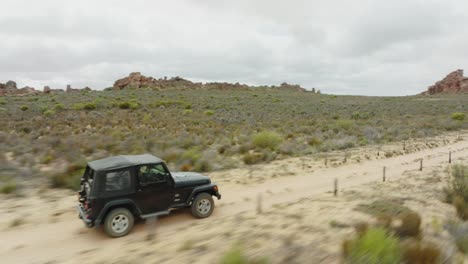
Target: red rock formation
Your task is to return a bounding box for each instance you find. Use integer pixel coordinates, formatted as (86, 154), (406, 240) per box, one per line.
(424, 69), (468, 94)
(113, 72), (199, 90)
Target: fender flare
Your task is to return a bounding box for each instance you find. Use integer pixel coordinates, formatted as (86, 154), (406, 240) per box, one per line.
(185, 184), (218, 205)
(95, 199), (142, 226)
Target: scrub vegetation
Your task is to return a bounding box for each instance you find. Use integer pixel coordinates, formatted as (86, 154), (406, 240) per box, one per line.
(0, 89), (467, 190)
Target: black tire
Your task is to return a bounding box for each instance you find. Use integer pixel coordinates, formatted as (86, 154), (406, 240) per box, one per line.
(104, 208), (134, 238)
(191, 193), (215, 219)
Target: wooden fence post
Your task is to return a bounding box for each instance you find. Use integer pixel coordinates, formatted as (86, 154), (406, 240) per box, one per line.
(383, 166), (386, 182)
(334, 178), (338, 196)
(449, 151), (452, 164)
(419, 159), (423, 171)
(256, 193), (262, 214)
(146, 216), (158, 241)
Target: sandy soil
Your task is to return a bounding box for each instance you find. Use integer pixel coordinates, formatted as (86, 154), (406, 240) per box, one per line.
(1, 131), (468, 263)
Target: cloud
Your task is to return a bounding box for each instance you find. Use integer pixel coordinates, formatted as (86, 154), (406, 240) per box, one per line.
(0, 0), (467, 95)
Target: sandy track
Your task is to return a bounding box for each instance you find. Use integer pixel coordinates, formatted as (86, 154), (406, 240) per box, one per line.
(1, 133), (468, 263)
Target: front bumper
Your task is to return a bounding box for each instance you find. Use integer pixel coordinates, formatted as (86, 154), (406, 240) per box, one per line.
(215, 191), (221, 200)
(76, 204), (94, 228)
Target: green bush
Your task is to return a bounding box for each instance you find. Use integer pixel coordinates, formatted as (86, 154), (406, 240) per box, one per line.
(83, 102), (97, 110)
(204, 109), (215, 116)
(118, 102), (131, 109)
(220, 246), (268, 264)
(221, 247), (249, 264)
(1, 181), (17, 194)
(451, 112), (465, 121)
(344, 228), (401, 264)
(20, 105), (29, 111)
(252, 131), (282, 150)
(118, 100), (140, 110)
(54, 103), (65, 111)
(72, 102), (97, 110)
(43, 109), (56, 116)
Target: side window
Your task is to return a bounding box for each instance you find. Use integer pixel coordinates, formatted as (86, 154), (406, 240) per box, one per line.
(105, 170), (131, 192)
(138, 164), (168, 185)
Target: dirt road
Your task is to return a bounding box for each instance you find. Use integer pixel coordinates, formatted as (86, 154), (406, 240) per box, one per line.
(1, 132), (467, 263)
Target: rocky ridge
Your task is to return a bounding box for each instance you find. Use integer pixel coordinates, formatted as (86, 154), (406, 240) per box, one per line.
(113, 72), (308, 92)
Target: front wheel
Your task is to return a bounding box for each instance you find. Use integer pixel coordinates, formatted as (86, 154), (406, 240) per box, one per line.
(191, 193), (214, 219)
(104, 208), (134, 238)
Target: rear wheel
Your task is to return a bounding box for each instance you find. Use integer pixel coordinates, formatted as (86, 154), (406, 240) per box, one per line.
(104, 208), (134, 238)
(191, 193), (214, 219)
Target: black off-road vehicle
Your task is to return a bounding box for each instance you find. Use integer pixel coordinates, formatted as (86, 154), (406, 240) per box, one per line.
(76, 154), (221, 237)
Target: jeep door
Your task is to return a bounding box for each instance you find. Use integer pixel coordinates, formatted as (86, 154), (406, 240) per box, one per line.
(135, 163), (174, 214)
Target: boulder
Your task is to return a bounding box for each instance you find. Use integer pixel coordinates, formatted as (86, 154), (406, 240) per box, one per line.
(5, 80), (17, 90)
(43, 86), (51, 93)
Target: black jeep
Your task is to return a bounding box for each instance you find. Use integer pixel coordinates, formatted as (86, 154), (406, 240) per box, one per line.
(76, 154), (221, 237)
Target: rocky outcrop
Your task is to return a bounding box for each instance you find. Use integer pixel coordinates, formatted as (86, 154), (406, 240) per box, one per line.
(424, 69), (468, 95)
(113, 72), (199, 90)
(0, 81), (40, 96)
(113, 72), (309, 92)
(274, 82), (307, 92)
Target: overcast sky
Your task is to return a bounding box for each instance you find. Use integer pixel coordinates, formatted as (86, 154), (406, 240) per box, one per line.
(1, 0), (467, 95)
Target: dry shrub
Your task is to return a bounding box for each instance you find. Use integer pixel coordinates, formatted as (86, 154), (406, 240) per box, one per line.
(453, 196), (468, 220)
(401, 240), (440, 264)
(180, 164), (192, 171)
(354, 222), (369, 237)
(376, 214), (393, 229)
(243, 152), (264, 165)
(446, 221), (468, 254)
(396, 212), (421, 238)
(445, 164), (468, 220)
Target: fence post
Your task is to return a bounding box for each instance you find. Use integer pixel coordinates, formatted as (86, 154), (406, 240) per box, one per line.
(324, 155), (328, 167)
(449, 151), (452, 164)
(249, 165), (253, 179)
(383, 166), (386, 182)
(256, 193), (262, 214)
(334, 178), (338, 196)
(146, 216), (158, 241)
(419, 159), (423, 171)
